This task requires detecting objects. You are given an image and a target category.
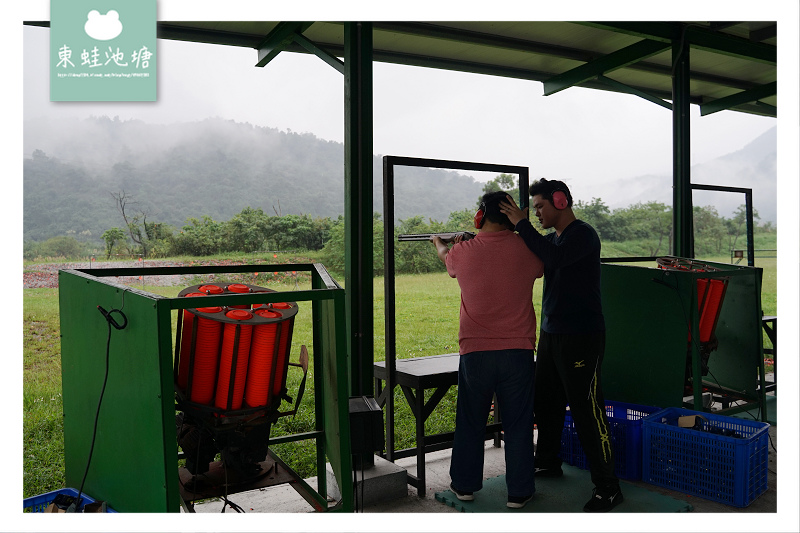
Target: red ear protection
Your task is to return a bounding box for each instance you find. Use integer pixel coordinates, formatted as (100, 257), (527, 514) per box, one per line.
(552, 190), (569, 210)
(474, 202), (486, 229)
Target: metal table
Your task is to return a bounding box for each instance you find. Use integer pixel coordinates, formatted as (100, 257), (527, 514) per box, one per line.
(374, 353), (503, 497)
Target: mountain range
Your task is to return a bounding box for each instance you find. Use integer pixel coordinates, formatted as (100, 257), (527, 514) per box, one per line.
(597, 125), (777, 223)
(22, 116), (776, 244)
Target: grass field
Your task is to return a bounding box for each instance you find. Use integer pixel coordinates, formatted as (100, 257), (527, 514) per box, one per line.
(22, 255), (777, 499)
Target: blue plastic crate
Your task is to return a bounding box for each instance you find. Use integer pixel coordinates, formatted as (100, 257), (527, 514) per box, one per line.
(557, 400), (661, 480)
(23, 488), (116, 513)
(642, 407), (769, 507)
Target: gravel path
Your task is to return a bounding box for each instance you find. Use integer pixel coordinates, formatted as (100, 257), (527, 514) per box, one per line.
(23, 260), (200, 289)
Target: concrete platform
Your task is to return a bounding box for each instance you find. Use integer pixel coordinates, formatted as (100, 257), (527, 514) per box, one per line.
(183, 425), (792, 533)
(191, 423), (778, 514)
(188, 390), (788, 533)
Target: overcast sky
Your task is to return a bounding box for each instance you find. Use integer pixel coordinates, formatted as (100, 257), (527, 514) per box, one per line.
(22, 23), (778, 196)
(10, 2), (800, 532)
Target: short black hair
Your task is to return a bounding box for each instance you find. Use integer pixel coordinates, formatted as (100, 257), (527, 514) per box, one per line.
(480, 191), (514, 229)
(530, 178), (573, 208)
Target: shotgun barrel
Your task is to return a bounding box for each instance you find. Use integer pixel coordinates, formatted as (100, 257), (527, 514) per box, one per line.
(397, 231), (476, 243)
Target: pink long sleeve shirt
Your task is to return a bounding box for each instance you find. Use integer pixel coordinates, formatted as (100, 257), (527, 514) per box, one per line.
(445, 230), (544, 355)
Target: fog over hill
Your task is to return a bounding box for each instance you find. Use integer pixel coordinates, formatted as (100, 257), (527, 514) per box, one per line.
(597, 126), (777, 223)
(23, 116), (484, 242)
(23, 117), (776, 243)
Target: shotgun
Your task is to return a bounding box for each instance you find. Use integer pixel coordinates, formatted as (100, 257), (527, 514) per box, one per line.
(397, 231), (476, 243)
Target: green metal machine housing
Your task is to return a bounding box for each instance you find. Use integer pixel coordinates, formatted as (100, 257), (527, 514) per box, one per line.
(600, 257), (767, 419)
(58, 263), (353, 512)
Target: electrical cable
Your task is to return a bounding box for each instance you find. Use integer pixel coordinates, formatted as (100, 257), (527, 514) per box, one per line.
(68, 305), (128, 512)
(220, 459), (245, 513)
(670, 23), (704, 78)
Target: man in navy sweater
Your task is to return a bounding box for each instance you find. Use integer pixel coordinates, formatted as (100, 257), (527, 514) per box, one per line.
(500, 179), (622, 512)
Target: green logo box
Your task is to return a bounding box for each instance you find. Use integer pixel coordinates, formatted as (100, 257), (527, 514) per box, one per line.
(50, 0), (156, 101)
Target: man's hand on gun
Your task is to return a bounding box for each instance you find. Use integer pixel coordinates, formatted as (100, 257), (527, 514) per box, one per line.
(432, 233), (464, 246)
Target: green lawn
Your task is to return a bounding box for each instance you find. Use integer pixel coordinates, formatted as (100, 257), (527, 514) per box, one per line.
(22, 256), (777, 498)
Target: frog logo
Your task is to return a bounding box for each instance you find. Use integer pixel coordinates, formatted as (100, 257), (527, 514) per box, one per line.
(84, 10), (123, 41)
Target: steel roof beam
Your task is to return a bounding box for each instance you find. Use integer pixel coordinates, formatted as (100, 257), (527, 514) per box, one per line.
(543, 39), (670, 95)
(595, 75), (673, 110)
(255, 22), (314, 67)
(750, 24), (777, 43)
(372, 21), (595, 62)
(366, 23), (763, 92)
(580, 22), (776, 64)
(157, 23), (265, 48)
(298, 43), (690, 102)
(754, 101), (778, 115)
(150, 21), (772, 96)
(280, 39), (758, 96)
(292, 32), (345, 73)
(700, 81), (777, 116)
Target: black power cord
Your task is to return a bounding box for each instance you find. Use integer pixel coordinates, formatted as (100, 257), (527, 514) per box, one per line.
(351, 454), (367, 512)
(67, 304), (127, 513)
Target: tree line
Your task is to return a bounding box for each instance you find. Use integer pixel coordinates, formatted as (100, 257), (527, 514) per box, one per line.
(24, 175), (775, 274)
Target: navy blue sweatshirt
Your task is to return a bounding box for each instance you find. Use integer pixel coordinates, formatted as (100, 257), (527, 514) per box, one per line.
(514, 218), (605, 334)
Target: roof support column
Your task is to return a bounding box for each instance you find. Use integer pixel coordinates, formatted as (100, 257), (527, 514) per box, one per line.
(343, 22), (374, 397)
(672, 32), (694, 258)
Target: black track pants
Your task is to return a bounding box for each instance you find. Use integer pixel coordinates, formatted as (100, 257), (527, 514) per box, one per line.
(534, 330), (619, 490)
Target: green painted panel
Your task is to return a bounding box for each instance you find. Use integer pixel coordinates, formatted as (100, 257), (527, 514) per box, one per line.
(319, 292), (353, 511)
(57, 263), (350, 512)
(703, 268), (763, 397)
(601, 262), (764, 410)
(601, 264), (690, 408)
(59, 271), (177, 512)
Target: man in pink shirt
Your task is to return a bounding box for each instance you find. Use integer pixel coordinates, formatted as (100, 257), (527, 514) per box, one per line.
(431, 191), (544, 509)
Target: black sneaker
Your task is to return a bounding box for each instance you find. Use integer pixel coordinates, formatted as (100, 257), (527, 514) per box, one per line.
(506, 494), (533, 509)
(449, 482), (474, 501)
(583, 486), (624, 512)
(534, 465), (563, 477)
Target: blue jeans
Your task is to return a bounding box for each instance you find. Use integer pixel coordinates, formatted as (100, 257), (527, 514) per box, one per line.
(449, 349), (536, 498)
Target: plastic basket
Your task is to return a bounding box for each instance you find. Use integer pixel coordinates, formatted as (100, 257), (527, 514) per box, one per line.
(23, 488), (116, 513)
(558, 401), (661, 480)
(642, 407), (769, 507)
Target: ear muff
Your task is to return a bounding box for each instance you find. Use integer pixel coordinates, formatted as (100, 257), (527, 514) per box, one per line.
(474, 202), (486, 229)
(552, 190), (569, 210)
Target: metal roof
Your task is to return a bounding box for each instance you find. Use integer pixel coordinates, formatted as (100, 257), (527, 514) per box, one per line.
(154, 21), (777, 117)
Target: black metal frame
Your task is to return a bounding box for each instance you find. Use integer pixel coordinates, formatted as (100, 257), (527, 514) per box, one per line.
(761, 316), (777, 393)
(380, 155), (529, 496)
(691, 184), (755, 266)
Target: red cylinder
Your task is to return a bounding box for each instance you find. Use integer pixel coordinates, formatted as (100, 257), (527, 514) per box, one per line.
(186, 309), (224, 404)
(177, 293), (220, 394)
(214, 309), (254, 410)
(697, 278), (725, 343)
(245, 308), (281, 408)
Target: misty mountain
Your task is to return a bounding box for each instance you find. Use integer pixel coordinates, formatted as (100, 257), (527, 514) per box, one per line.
(602, 126), (777, 223)
(23, 116), (485, 242)
(23, 117), (777, 244)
